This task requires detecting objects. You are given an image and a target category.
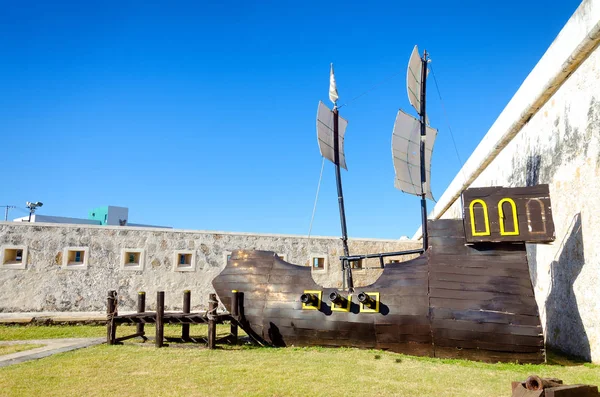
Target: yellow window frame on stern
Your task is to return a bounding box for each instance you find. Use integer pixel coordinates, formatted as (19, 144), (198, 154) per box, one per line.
(469, 199), (490, 236)
(498, 198), (519, 236)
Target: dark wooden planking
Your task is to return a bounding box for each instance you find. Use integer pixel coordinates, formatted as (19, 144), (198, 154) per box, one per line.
(375, 324), (432, 341)
(375, 332), (432, 344)
(432, 328), (544, 346)
(434, 337), (543, 353)
(430, 280), (535, 296)
(428, 218), (543, 363)
(430, 264), (531, 279)
(427, 219), (467, 237)
(430, 258), (529, 271)
(431, 319), (542, 337)
(212, 217), (544, 363)
(376, 295), (429, 307)
(432, 307), (541, 326)
(374, 314), (431, 326)
(545, 385), (600, 397)
(430, 271), (534, 287)
(430, 297), (540, 316)
(368, 277), (429, 289)
(432, 246), (528, 258)
(356, 286), (428, 298)
(428, 289), (537, 303)
(216, 274), (272, 283)
(435, 346), (544, 364)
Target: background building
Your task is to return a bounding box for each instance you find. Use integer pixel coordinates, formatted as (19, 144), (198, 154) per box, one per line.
(13, 205), (170, 229)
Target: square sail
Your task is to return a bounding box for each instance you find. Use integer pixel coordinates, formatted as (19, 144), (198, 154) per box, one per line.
(392, 109), (436, 200)
(316, 101), (348, 170)
(407, 45), (423, 116)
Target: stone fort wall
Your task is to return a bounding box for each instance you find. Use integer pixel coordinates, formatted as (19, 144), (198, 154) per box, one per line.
(427, 0), (600, 362)
(0, 222), (418, 313)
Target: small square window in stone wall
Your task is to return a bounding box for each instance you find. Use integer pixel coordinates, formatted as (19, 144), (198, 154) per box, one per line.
(63, 247), (89, 270)
(121, 249), (144, 271)
(1, 245), (28, 270)
(310, 254), (327, 272)
(173, 250), (196, 272)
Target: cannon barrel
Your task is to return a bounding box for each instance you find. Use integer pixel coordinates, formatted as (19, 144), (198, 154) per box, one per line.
(329, 291), (343, 304)
(300, 293), (318, 307)
(357, 292), (376, 309)
(525, 376), (563, 391)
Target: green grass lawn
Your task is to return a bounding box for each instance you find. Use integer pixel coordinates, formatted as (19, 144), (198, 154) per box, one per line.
(0, 325), (598, 397)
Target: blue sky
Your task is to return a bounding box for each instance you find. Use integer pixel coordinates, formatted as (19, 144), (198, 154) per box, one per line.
(0, 0), (582, 238)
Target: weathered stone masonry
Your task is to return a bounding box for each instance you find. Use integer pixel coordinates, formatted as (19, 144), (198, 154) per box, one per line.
(0, 222), (418, 313)
(426, 0), (600, 362)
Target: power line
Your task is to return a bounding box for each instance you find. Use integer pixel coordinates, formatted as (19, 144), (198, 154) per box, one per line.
(337, 69), (405, 109)
(1, 205), (16, 221)
(14, 207), (30, 215)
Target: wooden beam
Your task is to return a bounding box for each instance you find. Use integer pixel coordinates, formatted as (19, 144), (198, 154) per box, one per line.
(182, 290), (191, 341)
(106, 290), (117, 345)
(155, 291), (165, 348)
(207, 293), (217, 349)
(136, 291), (145, 340)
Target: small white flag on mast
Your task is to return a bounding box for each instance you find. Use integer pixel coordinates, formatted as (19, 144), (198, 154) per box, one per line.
(329, 63), (339, 105)
(316, 63), (348, 169)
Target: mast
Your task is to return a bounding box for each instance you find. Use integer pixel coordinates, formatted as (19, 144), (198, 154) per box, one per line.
(393, 46), (436, 252)
(333, 105), (353, 291)
(316, 64), (354, 291)
(419, 50), (429, 251)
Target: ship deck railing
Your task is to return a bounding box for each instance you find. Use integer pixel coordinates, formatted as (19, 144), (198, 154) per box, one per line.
(106, 290), (242, 348)
(340, 248), (425, 269)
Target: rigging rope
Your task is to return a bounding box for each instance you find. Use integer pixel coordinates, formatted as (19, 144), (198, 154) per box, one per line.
(429, 64), (468, 183)
(338, 69), (405, 109)
(307, 157), (326, 241)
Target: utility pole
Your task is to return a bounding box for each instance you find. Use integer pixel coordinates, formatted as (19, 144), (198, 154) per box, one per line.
(1, 206), (16, 221)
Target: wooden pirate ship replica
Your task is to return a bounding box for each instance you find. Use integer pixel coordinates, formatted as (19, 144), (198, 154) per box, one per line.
(213, 47), (556, 363)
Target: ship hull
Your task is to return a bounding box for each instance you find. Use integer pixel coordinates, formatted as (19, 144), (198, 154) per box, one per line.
(212, 219), (544, 363)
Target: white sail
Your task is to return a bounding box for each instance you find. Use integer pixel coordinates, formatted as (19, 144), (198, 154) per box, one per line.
(391, 109), (436, 199)
(316, 101), (348, 170)
(407, 45), (423, 115)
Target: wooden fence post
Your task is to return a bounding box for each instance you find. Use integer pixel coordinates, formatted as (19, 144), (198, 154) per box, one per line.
(137, 291), (146, 337)
(156, 291), (165, 348)
(182, 290), (191, 340)
(106, 290), (117, 345)
(230, 290), (239, 344)
(207, 293), (217, 349)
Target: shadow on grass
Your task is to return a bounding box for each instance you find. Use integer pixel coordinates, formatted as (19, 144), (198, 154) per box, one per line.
(546, 350), (598, 368)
